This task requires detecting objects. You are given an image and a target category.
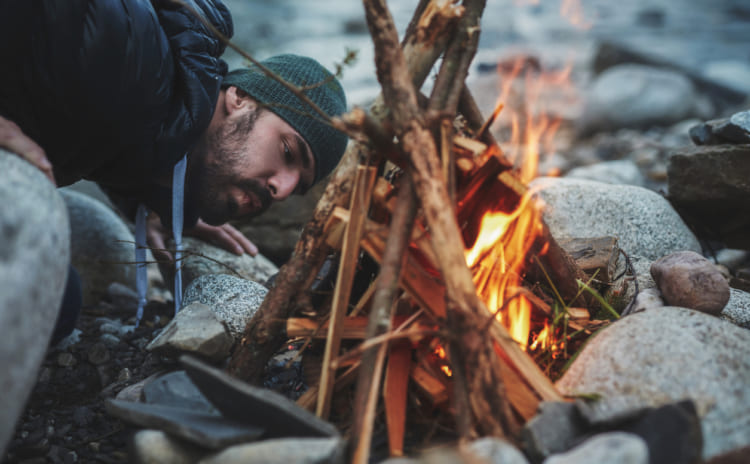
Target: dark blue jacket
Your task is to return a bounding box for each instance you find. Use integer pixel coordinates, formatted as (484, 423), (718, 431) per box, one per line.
(0, 0), (233, 219)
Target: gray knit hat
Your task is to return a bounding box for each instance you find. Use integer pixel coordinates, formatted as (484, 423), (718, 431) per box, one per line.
(222, 54), (348, 183)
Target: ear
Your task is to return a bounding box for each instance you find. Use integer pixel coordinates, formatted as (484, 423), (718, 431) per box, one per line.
(224, 86), (257, 116)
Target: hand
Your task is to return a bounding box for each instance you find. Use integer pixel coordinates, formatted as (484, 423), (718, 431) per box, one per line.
(146, 211), (258, 263)
(187, 219), (258, 257)
(0, 115), (56, 184)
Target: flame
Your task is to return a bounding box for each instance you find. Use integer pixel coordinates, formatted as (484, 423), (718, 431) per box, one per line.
(464, 57), (572, 351)
(489, 58), (571, 181)
(529, 320), (566, 358)
(433, 345), (453, 377)
(512, 0), (592, 30)
(560, 0), (592, 30)
(465, 191), (543, 350)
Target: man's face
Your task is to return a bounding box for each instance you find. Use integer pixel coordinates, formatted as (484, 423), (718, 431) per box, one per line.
(188, 102), (316, 226)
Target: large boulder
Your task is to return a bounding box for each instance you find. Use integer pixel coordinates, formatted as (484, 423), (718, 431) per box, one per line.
(579, 64), (702, 134)
(530, 177), (701, 260)
(556, 307), (750, 459)
(59, 189), (136, 305)
(0, 151), (70, 453)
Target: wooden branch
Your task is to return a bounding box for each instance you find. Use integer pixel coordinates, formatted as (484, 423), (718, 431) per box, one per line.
(411, 364), (449, 405)
(364, 0), (559, 438)
(324, 207), (447, 319)
(351, 178), (418, 464)
(229, 0), (462, 384)
(296, 364), (360, 412)
(459, 86), (499, 148)
(384, 342), (412, 456)
(427, 0), (485, 116)
(286, 316), (411, 340)
(317, 165), (377, 419)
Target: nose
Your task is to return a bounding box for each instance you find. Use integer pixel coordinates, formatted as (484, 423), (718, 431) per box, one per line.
(267, 168), (300, 200)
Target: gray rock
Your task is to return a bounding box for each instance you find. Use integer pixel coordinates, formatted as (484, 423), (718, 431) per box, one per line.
(61, 179), (117, 211)
(575, 397), (652, 427)
(620, 400), (703, 464)
(703, 61), (750, 96)
(721, 288), (750, 329)
(142, 370), (219, 415)
(161, 237), (278, 297)
(627, 287), (665, 314)
(199, 437), (345, 464)
(115, 372), (163, 403)
(181, 355), (339, 439)
(530, 177), (701, 261)
(651, 251), (730, 315)
(467, 437), (529, 464)
(565, 160), (646, 187)
(59, 188), (136, 305)
(667, 144), (750, 249)
(53, 328), (82, 351)
(522, 401), (586, 462)
(132, 429), (207, 464)
(0, 151), (70, 454)
(556, 307), (750, 459)
(580, 64), (697, 133)
(715, 249), (749, 272)
(182, 275), (268, 340)
(688, 111), (750, 146)
(543, 432), (649, 464)
(146, 303), (233, 362)
(105, 399), (264, 450)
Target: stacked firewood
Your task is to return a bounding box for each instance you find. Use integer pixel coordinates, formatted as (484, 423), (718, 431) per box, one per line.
(227, 1), (595, 462)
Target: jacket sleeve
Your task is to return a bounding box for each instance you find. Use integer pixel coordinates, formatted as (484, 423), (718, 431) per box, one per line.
(0, 0), (233, 186)
(148, 0), (234, 173)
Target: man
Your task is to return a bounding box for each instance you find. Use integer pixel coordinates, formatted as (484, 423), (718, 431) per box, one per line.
(0, 0), (348, 339)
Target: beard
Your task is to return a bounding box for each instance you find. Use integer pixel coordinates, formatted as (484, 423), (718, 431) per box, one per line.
(186, 108), (272, 226)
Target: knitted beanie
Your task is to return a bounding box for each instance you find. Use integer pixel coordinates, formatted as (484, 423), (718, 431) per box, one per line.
(222, 54), (348, 183)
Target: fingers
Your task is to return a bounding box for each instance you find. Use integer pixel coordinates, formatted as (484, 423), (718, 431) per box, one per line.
(0, 116), (56, 185)
(221, 223), (258, 256)
(189, 220), (258, 257)
(146, 212), (173, 263)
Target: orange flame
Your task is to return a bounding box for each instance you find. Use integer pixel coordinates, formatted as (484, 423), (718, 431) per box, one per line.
(489, 58), (571, 182)
(465, 191), (543, 350)
(560, 0), (592, 30)
(512, 0), (592, 30)
(465, 58), (571, 350)
(433, 345), (453, 377)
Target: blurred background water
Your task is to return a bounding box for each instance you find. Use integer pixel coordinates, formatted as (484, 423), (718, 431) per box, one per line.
(220, 0), (750, 107)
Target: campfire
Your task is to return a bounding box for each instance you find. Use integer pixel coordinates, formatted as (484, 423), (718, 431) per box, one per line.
(226, 0), (614, 461)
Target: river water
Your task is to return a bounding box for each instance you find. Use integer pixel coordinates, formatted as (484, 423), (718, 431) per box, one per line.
(220, 0), (750, 108)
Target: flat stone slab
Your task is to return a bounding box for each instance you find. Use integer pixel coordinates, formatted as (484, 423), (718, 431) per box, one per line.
(180, 355), (339, 439)
(105, 399), (264, 449)
(142, 370), (218, 415)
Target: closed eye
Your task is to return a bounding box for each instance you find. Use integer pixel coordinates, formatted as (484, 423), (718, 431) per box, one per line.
(283, 141), (294, 165)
